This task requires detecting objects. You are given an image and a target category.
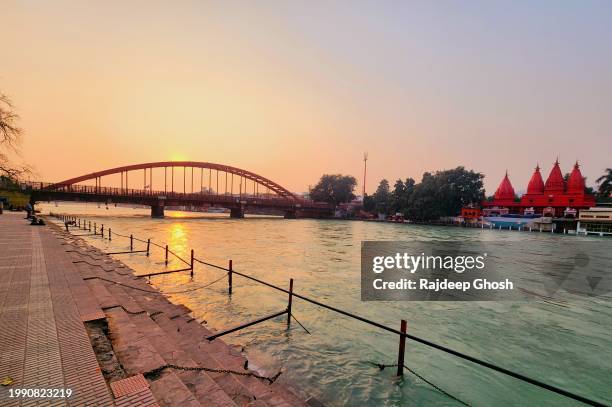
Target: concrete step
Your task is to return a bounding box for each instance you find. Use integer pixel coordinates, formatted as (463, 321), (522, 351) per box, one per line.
(126, 286), (305, 406)
(104, 306), (203, 406)
(124, 289), (266, 406)
(175, 316), (306, 407)
(105, 283), (240, 407)
(149, 369), (202, 407)
(105, 306), (167, 375)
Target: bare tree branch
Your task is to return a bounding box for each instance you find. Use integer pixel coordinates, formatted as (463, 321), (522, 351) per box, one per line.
(0, 94), (23, 150)
(0, 93), (30, 182)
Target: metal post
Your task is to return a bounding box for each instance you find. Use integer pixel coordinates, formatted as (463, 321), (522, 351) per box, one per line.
(109, 228), (112, 241)
(94, 223), (97, 234)
(89, 221), (91, 232)
(146, 239), (151, 256)
(130, 234), (133, 251)
(101, 224), (104, 237)
(65, 222), (69, 232)
(397, 319), (407, 376)
(190, 249), (194, 278)
(228, 259), (233, 294)
(165, 245), (169, 265)
(287, 278), (294, 327)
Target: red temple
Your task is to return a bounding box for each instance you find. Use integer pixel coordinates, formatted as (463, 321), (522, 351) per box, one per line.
(482, 160), (595, 217)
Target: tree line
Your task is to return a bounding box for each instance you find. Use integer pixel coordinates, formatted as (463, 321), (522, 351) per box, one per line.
(309, 166), (612, 221)
(309, 167), (485, 221)
(363, 167), (485, 220)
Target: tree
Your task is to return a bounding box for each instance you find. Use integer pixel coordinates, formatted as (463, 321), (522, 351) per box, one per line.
(309, 174), (357, 207)
(391, 179), (405, 214)
(373, 179), (391, 215)
(362, 194), (375, 212)
(0, 93), (29, 180)
(597, 168), (612, 198)
(391, 177), (415, 215)
(405, 167), (484, 221)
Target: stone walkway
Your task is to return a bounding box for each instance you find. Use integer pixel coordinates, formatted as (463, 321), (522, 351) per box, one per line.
(0, 212), (114, 406)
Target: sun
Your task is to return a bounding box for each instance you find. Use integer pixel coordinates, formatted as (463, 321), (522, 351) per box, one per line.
(170, 153), (187, 161)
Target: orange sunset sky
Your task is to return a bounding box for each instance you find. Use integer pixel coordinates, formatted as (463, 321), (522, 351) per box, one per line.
(2, 1), (611, 194)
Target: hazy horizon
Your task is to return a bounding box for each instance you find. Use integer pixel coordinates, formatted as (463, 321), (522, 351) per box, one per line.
(2, 1), (611, 194)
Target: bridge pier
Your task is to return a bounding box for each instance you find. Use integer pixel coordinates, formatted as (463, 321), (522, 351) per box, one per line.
(230, 207), (244, 219)
(151, 204), (165, 218)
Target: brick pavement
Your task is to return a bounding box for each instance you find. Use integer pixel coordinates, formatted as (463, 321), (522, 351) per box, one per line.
(0, 213), (114, 406)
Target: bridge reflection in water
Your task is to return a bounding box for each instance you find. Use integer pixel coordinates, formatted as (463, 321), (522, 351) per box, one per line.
(27, 161), (333, 218)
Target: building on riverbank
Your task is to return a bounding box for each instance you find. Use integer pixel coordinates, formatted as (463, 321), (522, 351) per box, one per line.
(482, 160), (596, 218)
(577, 207), (612, 235)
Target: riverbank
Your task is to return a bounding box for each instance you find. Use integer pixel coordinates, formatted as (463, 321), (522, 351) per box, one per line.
(0, 212), (309, 406)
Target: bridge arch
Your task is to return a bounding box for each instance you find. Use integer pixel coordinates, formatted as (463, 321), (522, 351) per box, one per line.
(51, 161), (300, 201)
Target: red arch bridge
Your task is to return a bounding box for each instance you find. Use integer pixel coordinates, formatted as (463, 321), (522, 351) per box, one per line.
(28, 161), (333, 218)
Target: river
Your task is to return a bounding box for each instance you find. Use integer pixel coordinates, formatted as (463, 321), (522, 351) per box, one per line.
(40, 203), (611, 406)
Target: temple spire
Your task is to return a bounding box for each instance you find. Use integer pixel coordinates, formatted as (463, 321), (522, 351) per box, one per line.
(567, 159), (585, 194)
(494, 171), (515, 201)
(544, 159), (565, 193)
(526, 163), (544, 195)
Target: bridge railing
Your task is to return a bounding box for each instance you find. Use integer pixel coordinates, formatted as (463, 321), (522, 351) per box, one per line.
(26, 181), (331, 208)
(47, 212), (604, 407)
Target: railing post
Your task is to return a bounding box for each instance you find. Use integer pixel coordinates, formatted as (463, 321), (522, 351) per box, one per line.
(130, 234), (133, 251)
(94, 222), (97, 234)
(78, 219), (80, 228)
(88, 221), (91, 232)
(228, 259), (233, 294)
(397, 319), (407, 376)
(65, 221), (69, 232)
(287, 278), (294, 327)
(109, 228), (112, 241)
(165, 245), (169, 265)
(146, 239), (151, 256)
(101, 224), (104, 237)
(190, 249), (194, 278)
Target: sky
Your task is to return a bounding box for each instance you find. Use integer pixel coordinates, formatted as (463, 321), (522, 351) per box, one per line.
(2, 0), (611, 195)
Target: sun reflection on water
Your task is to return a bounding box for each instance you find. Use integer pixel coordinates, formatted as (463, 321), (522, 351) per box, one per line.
(168, 222), (188, 257)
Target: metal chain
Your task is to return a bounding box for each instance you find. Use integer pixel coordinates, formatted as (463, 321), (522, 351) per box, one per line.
(364, 362), (470, 406)
(145, 364), (282, 384)
(290, 313), (311, 335)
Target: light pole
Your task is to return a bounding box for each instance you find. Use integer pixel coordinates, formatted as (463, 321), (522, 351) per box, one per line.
(363, 152), (368, 199)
